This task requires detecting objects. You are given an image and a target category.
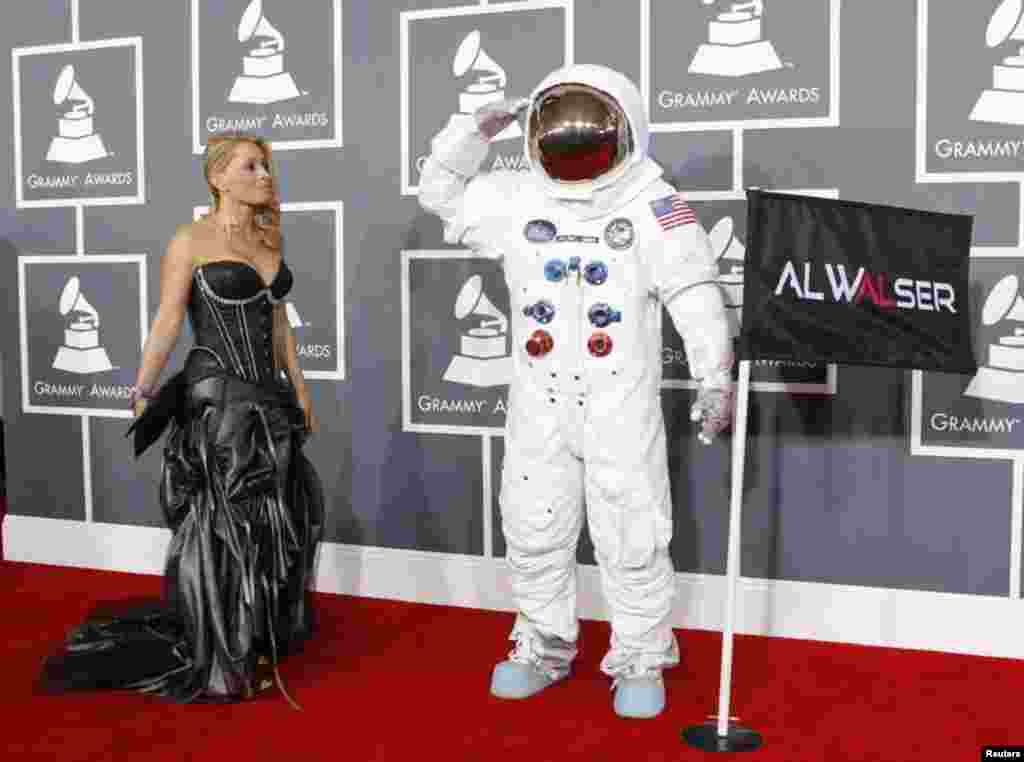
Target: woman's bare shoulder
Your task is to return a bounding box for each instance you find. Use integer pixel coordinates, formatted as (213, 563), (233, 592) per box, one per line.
(167, 219), (218, 263)
(173, 217), (217, 243)
(159, 228), (195, 279)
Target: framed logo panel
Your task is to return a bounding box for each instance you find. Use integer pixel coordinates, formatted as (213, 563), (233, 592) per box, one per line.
(194, 202), (345, 380)
(643, 0), (840, 132)
(12, 38), (145, 208)
(913, 251), (1024, 459)
(917, 0), (1024, 182)
(18, 255), (147, 418)
(191, 0), (343, 152)
(400, 1), (574, 195)
(402, 251), (510, 435)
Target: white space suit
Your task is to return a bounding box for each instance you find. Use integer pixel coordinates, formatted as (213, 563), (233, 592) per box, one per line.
(419, 64), (732, 717)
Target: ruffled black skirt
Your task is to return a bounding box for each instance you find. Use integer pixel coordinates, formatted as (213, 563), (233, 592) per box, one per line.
(40, 369), (324, 704)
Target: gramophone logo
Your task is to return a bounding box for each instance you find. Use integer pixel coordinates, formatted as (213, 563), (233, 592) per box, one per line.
(228, 0), (305, 105)
(964, 274), (1024, 402)
(646, 0), (835, 129)
(913, 258), (1024, 457)
(400, 3), (570, 195)
(970, 0), (1024, 125)
(51, 275), (114, 374)
(13, 37), (145, 207)
(402, 252), (511, 433)
(918, 2), (1024, 180)
(688, 0), (784, 77)
(444, 274), (512, 387)
(708, 216), (746, 338)
(45, 65), (109, 164)
(20, 255), (146, 417)
(452, 30), (521, 142)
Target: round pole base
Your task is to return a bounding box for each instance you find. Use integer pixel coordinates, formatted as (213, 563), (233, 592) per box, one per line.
(682, 721), (763, 752)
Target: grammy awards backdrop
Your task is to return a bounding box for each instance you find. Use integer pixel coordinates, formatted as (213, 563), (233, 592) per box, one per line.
(2, 0), (1024, 659)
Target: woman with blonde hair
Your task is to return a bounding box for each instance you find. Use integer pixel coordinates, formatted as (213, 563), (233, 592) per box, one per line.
(42, 133), (324, 707)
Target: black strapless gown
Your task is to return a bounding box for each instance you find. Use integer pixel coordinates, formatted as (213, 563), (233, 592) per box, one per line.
(41, 260), (325, 705)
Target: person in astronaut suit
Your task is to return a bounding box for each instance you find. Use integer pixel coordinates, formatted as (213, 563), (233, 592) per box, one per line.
(419, 64), (733, 719)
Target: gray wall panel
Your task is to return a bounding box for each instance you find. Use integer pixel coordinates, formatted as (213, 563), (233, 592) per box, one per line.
(2, 1), (1022, 604)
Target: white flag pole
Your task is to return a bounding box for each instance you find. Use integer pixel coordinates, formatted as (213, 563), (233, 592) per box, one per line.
(684, 358), (762, 752)
(717, 356), (754, 735)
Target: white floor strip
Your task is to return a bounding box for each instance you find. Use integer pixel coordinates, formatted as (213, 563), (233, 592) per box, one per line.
(6, 515), (1024, 660)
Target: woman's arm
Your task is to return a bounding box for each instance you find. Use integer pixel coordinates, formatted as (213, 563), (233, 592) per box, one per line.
(132, 227), (195, 414)
(273, 302), (317, 432)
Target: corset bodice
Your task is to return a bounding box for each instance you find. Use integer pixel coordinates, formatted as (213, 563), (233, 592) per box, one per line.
(186, 259), (294, 384)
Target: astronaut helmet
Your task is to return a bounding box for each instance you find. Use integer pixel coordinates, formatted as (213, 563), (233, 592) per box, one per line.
(528, 65), (647, 193)
(527, 81), (633, 185)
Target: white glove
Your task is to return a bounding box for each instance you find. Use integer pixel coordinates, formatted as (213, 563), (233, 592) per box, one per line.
(690, 385), (735, 445)
(474, 97), (531, 140)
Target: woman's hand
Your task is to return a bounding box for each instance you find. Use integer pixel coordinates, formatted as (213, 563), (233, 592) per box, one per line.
(297, 390), (319, 435)
(129, 383), (156, 419)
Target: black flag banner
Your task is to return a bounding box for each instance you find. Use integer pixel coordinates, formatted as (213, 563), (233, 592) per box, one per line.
(739, 190), (976, 374)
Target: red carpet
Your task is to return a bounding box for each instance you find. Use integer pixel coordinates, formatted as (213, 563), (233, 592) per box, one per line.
(1, 560), (1020, 761)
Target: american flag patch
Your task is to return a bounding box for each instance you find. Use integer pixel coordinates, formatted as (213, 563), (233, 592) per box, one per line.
(649, 193), (697, 231)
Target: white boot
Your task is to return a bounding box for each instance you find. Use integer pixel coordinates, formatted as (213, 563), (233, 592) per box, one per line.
(612, 666), (665, 719)
(489, 634), (570, 699)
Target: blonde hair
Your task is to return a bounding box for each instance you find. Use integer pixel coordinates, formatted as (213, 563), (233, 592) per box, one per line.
(203, 132), (281, 251)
